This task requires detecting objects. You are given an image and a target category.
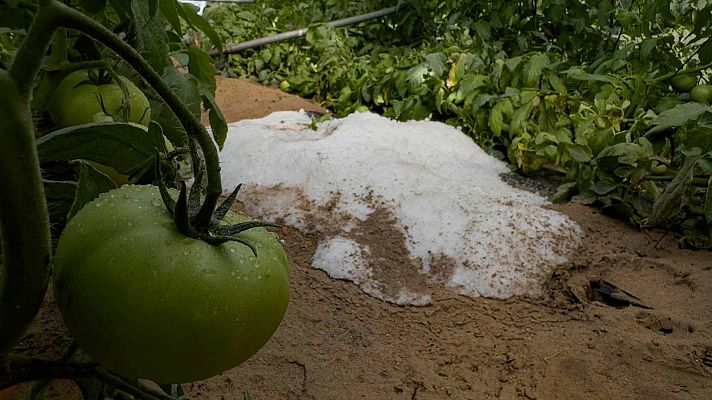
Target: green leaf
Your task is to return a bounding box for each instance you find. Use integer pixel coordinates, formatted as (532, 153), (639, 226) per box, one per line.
(489, 98), (512, 136)
(455, 73), (489, 104)
(566, 143), (591, 162)
(473, 21), (491, 41)
(563, 67), (613, 83)
(132, 0), (170, 73)
(425, 52), (446, 77)
(699, 38), (712, 65)
(651, 154), (699, 226)
(68, 161), (117, 218)
(639, 38), (657, 62)
(651, 103), (712, 129)
(680, 125), (712, 154)
(596, 143), (644, 165)
(159, 0), (183, 36)
(36, 122), (162, 175)
(163, 66), (202, 119)
(547, 73), (567, 95)
(177, 3), (223, 51)
(183, 47), (217, 92)
(591, 181), (619, 195)
(522, 53), (550, 87)
(203, 93), (228, 149)
(552, 182), (577, 202)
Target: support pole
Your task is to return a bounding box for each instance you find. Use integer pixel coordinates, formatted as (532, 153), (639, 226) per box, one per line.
(208, 5), (403, 56)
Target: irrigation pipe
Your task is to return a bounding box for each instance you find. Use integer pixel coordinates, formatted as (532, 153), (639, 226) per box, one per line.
(208, 5), (403, 56)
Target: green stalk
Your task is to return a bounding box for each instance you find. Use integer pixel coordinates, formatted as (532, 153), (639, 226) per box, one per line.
(47, 0), (223, 228)
(0, 1), (57, 361)
(654, 59), (712, 83)
(0, 75), (52, 360)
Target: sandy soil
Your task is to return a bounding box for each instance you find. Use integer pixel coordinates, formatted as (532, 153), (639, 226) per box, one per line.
(4, 78), (712, 400)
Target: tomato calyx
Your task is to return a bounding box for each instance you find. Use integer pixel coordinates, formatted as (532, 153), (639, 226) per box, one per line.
(155, 157), (279, 254)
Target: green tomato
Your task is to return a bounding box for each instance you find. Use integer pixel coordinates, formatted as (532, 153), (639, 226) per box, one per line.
(53, 185), (290, 383)
(49, 70), (151, 128)
(669, 73), (698, 92)
(690, 84), (712, 104)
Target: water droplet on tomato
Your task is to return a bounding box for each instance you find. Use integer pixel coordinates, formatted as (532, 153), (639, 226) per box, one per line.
(151, 198), (162, 207)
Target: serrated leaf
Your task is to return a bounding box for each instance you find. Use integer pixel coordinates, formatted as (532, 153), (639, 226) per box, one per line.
(68, 161), (117, 218)
(132, 0), (170, 73)
(36, 122), (163, 174)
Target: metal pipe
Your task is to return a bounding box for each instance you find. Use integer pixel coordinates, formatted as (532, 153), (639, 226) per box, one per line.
(208, 5), (403, 56)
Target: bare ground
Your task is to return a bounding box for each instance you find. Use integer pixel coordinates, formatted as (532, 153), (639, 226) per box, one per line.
(3, 78), (711, 400)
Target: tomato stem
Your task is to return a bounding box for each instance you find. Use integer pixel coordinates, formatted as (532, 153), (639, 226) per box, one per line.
(48, 0), (223, 229)
(0, 0), (58, 361)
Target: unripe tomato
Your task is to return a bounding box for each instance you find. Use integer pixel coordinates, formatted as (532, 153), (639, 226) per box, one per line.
(690, 84), (712, 103)
(53, 185), (290, 383)
(49, 70), (151, 128)
(669, 73), (698, 92)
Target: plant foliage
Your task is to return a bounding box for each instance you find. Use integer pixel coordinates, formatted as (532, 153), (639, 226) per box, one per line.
(206, 0), (712, 247)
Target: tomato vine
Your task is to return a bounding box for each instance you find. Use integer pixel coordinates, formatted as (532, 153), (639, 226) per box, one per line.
(1, 0), (285, 398)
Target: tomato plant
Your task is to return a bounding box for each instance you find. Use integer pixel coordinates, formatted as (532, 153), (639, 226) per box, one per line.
(53, 185), (289, 384)
(48, 70), (151, 127)
(207, 0), (712, 247)
(1, 0), (287, 398)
